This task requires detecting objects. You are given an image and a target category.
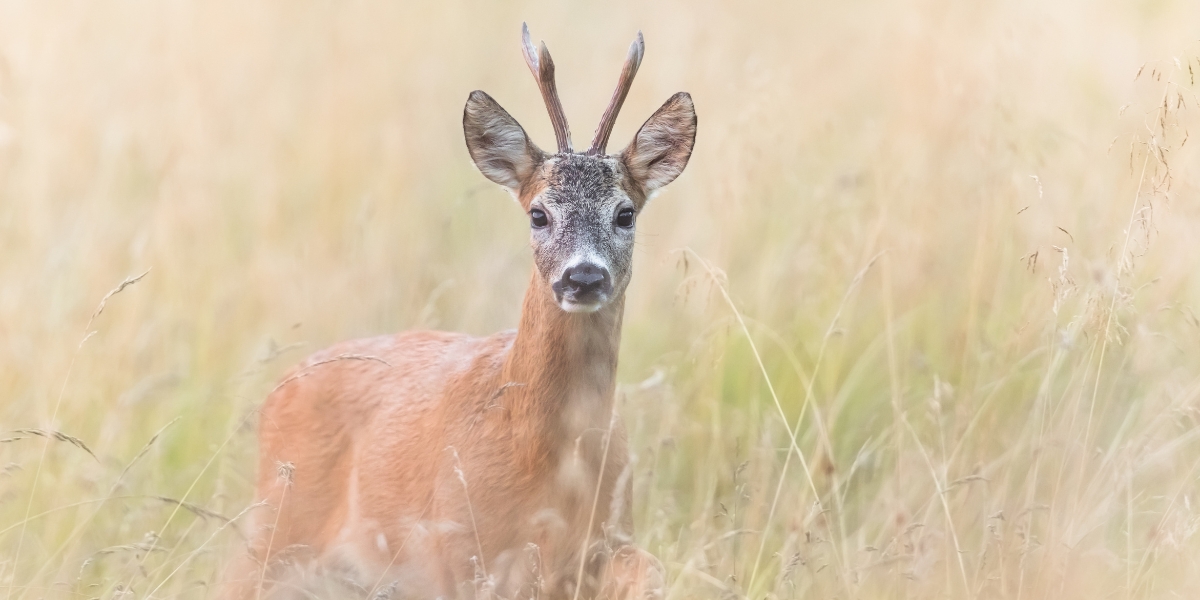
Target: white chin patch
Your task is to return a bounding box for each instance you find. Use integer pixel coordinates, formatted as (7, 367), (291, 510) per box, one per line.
(560, 299), (604, 313)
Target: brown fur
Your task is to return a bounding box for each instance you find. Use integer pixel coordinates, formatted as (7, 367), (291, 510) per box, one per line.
(220, 273), (662, 599)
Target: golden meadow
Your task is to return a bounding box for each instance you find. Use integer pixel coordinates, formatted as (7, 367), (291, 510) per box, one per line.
(2, 0), (1199, 598)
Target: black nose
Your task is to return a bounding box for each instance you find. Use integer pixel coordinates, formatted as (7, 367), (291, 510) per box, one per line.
(561, 263), (610, 293)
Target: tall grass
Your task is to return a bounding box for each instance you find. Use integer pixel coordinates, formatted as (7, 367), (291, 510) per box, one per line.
(2, 0), (1199, 598)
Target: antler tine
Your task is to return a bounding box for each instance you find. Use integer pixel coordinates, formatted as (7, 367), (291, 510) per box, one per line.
(521, 23), (572, 153)
(587, 31), (644, 155)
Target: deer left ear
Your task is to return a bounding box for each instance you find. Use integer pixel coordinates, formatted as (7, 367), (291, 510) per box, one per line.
(620, 92), (697, 195)
(464, 90), (545, 193)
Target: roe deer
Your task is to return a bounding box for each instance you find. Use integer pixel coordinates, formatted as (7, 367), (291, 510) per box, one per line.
(221, 23), (696, 600)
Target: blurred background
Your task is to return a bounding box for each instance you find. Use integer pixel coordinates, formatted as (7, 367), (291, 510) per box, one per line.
(1, 0), (1199, 598)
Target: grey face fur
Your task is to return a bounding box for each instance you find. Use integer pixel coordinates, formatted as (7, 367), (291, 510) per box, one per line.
(529, 154), (637, 312)
(463, 86), (696, 313)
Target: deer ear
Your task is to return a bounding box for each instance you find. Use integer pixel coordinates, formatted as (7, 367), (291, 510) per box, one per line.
(620, 92), (697, 195)
(464, 91), (545, 192)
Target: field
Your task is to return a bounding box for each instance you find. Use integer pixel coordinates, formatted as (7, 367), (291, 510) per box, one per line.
(2, 0), (1200, 598)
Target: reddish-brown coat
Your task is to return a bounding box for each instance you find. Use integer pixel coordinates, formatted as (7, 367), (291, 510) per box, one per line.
(221, 272), (658, 598)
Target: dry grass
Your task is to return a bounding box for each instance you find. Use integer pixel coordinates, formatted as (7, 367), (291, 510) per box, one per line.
(2, 0), (1200, 598)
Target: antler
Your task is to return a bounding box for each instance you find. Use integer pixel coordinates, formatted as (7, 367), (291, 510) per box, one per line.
(521, 23), (572, 153)
(587, 31), (644, 155)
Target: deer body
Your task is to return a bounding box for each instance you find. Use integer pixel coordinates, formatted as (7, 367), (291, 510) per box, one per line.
(224, 25), (695, 600)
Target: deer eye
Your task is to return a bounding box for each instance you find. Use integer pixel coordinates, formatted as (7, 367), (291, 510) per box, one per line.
(616, 208), (635, 229)
(529, 208), (549, 228)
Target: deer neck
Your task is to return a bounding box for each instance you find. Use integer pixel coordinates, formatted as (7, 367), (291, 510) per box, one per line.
(501, 271), (624, 445)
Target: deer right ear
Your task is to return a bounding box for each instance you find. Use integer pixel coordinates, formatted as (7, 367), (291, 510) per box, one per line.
(621, 92), (697, 196)
(464, 91), (545, 193)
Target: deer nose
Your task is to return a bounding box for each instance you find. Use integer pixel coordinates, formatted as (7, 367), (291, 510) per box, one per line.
(561, 263), (610, 293)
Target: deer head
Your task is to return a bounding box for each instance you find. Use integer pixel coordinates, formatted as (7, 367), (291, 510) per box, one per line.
(464, 24), (697, 313)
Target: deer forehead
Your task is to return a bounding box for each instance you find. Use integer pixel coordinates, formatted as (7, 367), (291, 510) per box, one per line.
(537, 155), (630, 208)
